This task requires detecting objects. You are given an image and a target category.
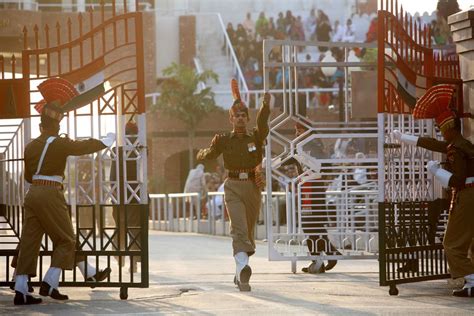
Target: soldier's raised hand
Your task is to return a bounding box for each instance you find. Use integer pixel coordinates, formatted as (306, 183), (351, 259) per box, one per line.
(391, 130), (418, 146)
(263, 92), (271, 106)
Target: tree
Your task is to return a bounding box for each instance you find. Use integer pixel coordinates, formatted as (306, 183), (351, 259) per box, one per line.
(437, 0), (461, 20)
(153, 63), (219, 171)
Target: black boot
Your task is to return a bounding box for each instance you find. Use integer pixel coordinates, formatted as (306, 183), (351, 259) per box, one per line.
(39, 282), (69, 300)
(397, 259), (419, 273)
(13, 291), (42, 305)
(237, 265), (252, 292)
(452, 287), (474, 297)
(86, 267), (112, 282)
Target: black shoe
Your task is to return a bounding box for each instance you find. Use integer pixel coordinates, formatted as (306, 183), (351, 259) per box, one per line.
(237, 265), (252, 292)
(325, 260), (338, 271)
(86, 267), (112, 282)
(397, 259), (419, 273)
(452, 287), (474, 297)
(13, 291), (42, 305)
(39, 282), (69, 300)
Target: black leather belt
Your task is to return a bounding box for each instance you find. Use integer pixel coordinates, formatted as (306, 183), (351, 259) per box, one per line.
(228, 170), (255, 180)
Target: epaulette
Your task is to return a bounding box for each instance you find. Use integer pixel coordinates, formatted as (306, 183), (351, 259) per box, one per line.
(59, 133), (69, 139)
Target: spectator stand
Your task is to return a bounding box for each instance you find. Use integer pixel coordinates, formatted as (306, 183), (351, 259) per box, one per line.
(0, 1), (149, 300)
(377, 0), (463, 296)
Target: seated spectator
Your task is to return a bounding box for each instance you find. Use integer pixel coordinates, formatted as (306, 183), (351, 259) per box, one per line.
(235, 23), (248, 42)
(365, 17), (377, 43)
(285, 10), (294, 34)
(342, 19), (355, 42)
(276, 12), (286, 34)
(184, 164), (207, 214)
(305, 8), (317, 40)
(255, 12), (269, 38)
(316, 10), (332, 52)
(223, 22), (236, 50)
(243, 12), (255, 38)
(332, 20), (344, 42)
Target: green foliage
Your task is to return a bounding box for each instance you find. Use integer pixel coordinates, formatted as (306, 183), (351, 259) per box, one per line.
(153, 63), (219, 130)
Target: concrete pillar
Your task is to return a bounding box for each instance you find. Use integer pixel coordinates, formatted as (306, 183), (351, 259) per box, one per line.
(448, 9), (474, 140)
(77, 0), (86, 12)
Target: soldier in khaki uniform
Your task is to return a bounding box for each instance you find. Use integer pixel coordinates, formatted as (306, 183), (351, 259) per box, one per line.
(197, 79), (270, 291)
(13, 78), (115, 305)
(394, 84), (474, 297)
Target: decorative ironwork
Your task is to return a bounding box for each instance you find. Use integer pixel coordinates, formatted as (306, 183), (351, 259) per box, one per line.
(0, 0), (147, 300)
(377, 0), (462, 296)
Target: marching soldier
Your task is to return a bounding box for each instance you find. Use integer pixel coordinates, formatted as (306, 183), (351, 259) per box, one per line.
(393, 84), (474, 297)
(13, 78), (115, 305)
(197, 79), (271, 291)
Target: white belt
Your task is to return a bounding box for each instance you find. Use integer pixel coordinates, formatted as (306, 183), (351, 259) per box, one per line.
(466, 177), (474, 185)
(32, 175), (63, 183)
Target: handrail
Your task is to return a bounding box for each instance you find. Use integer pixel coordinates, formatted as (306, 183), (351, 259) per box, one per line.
(193, 57), (207, 91)
(146, 86), (345, 109)
(215, 13), (249, 103)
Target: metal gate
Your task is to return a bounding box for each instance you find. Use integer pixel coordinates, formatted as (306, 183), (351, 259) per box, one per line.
(263, 39), (379, 272)
(0, 1), (148, 299)
(377, 0), (463, 295)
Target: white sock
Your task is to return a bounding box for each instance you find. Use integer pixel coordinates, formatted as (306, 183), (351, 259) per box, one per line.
(234, 252), (249, 282)
(14, 274), (29, 295)
(43, 267), (61, 293)
(464, 273), (474, 288)
(77, 261), (97, 278)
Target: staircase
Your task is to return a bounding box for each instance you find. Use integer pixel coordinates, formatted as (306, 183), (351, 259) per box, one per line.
(195, 13), (246, 109)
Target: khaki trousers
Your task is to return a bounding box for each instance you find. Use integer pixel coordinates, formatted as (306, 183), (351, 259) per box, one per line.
(443, 187), (474, 279)
(224, 179), (261, 256)
(16, 186), (76, 275)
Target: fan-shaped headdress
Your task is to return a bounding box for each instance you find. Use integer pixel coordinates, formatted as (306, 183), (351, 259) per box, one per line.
(413, 84), (457, 133)
(229, 78), (248, 117)
(35, 78), (79, 122)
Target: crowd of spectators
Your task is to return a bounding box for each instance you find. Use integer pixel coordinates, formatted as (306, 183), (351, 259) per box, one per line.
(223, 9), (379, 110)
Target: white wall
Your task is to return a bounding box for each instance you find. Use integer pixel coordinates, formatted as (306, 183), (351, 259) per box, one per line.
(155, 16), (180, 78)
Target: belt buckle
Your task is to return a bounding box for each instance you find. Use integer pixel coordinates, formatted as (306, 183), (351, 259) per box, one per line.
(239, 172), (248, 180)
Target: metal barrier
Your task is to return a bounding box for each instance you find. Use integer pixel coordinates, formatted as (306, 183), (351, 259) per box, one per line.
(0, 1), (148, 300)
(149, 191), (288, 240)
(377, 0), (462, 295)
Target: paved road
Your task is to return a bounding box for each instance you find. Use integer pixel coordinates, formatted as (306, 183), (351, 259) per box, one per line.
(0, 231), (472, 315)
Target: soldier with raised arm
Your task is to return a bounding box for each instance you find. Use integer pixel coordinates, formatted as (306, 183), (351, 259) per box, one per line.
(393, 84), (474, 298)
(197, 79), (271, 292)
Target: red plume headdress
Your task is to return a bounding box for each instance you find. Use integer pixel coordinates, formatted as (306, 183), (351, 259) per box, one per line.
(229, 78), (248, 117)
(413, 84), (457, 132)
(35, 78), (79, 121)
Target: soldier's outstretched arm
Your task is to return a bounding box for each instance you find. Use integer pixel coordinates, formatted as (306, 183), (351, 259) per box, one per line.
(197, 134), (224, 161)
(58, 133), (115, 156)
(392, 130), (447, 153)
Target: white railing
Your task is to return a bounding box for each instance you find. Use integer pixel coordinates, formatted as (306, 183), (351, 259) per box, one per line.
(146, 86), (343, 109)
(149, 191), (288, 240)
(193, 57), (207, 91)
(215, 13), (249, 104)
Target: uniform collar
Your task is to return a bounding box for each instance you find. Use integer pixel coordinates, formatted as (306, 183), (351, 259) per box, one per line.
(230, 130), (251, 138)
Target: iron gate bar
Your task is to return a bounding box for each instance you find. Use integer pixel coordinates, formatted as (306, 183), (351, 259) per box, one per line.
(377, 0), (462, 296)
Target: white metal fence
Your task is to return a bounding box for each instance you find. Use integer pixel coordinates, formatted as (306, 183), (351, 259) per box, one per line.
(149, 191), (288, 240)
